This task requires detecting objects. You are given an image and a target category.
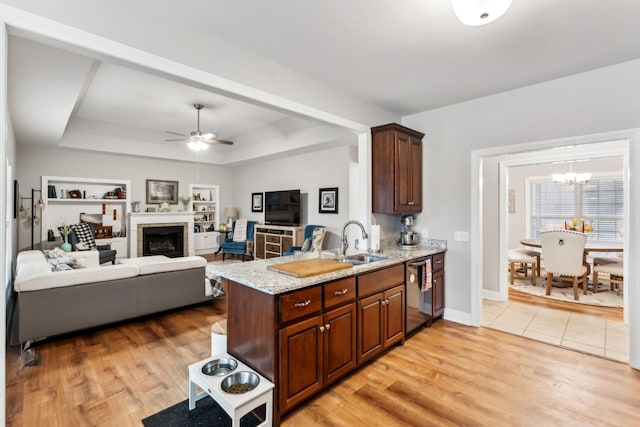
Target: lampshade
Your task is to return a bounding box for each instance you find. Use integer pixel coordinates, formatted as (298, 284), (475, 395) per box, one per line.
(452, 0), (512, 26)
(224, 207), (238, 218)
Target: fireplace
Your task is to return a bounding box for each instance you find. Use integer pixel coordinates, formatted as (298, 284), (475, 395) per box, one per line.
(142, 226), (184, 258)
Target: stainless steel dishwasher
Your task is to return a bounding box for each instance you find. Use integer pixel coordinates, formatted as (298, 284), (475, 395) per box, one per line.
(405, 256), (431, 334)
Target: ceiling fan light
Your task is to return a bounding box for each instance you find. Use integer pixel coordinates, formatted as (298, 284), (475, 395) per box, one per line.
(187, 140), (209, 151)
(452, 0), (512, 26)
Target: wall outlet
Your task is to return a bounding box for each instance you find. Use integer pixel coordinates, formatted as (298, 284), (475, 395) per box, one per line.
(454, 231), (469, 242)
(421, 229), (429, 238)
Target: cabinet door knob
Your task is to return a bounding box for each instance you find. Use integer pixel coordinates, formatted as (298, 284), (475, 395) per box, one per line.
(319, 325), (325, 332)
(325, 324), (331, 330)
(334, 288), (348, 295)
(294, 299), (311, 308)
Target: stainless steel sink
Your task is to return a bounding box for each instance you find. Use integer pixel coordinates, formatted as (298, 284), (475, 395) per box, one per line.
(338, 253), (388, 265)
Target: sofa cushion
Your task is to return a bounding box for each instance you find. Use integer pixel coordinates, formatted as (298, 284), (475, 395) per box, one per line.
(14, 250), (139, 292)
(119, 255), (207, 275)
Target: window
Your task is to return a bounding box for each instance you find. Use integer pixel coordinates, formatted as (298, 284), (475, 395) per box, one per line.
(529, 175), (623, 241)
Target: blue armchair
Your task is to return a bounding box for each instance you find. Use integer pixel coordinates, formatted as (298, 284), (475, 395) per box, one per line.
(221, 220), (257, 261)
(283, 224), (326, 256)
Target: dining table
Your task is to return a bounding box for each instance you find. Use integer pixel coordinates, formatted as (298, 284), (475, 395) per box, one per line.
(519, 238), (623, 275)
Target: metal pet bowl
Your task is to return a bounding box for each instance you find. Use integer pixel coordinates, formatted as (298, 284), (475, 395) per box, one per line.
(221, 371), (260, 394)
(201, 358), (238, 376)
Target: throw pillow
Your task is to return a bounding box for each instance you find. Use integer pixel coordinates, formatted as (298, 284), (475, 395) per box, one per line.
(232, 219), (247, 242)
(75, 242), (89, 251)
(311, 228), (326, 252)
(300, 238), (311, 252)
(48, 257), (83, 271)
(71, 223), (97, 249)
(44, 247), (67, 259)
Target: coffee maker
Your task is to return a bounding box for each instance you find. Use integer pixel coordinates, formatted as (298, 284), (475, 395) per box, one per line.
(398, 214), (419, 248)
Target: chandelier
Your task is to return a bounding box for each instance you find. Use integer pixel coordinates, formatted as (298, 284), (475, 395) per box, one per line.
(552, 162), (591, 184)
(452, 0), (512, 26)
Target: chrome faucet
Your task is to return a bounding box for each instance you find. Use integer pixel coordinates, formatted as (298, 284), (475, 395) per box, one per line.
(340, 220), (369, 257)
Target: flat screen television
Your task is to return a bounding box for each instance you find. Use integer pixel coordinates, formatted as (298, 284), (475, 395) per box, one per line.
(264, 189), (301, 226)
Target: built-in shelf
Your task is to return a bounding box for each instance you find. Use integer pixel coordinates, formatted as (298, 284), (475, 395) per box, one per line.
(41, 176), (130, 257)
(189, 184), (220, 254)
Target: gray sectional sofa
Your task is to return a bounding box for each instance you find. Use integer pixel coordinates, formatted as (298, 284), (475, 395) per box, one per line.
(14, 250), (211, 344)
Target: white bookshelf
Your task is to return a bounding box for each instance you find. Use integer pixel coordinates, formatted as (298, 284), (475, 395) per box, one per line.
(189, 184), (220, 254)
(41, 176), (130, 256)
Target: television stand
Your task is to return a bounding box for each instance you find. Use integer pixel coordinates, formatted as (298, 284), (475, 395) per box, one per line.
(254, 224), (304, 259)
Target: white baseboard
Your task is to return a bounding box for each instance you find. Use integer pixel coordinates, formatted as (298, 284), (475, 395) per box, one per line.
(443, 308), (472, 326)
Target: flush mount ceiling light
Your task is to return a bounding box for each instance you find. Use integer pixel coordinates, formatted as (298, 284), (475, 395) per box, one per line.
(452, 0), (512, 26)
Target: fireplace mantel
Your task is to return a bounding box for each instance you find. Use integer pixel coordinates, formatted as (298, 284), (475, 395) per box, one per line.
(129, 212), (194, 257)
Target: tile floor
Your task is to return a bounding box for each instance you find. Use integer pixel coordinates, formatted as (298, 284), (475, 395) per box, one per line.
(483, 299), (629, 363)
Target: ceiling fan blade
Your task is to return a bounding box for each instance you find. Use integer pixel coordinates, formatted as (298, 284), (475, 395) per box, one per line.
(209, 139), (234, 146)
(166, 130), (189, 137)
(165, 138), (189, 142)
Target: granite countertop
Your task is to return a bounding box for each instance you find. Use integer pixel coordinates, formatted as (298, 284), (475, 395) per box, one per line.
(207, 238), (447, 295)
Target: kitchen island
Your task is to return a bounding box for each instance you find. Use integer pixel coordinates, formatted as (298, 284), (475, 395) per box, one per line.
(208, 239), (446, 425)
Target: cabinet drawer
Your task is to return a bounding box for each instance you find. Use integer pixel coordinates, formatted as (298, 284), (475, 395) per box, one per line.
(324, 277), (356, 309)
(280, 287), (322, 323)
(266, 243), (280, 252)
(432, 252), (445, 272)
(357, 264), (404, 298)
(266, 235), (280, 244)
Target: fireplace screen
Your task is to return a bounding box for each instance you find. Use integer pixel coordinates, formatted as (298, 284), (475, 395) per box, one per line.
(142, 226), (184, 258)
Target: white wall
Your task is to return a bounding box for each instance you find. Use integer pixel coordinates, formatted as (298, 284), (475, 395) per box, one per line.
(230, 145), (353, 251)
(403, 59), (640, 318)
(15, 144), (233, 251)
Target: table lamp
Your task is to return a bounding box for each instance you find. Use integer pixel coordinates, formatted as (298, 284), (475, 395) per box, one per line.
(224, 207), (238, 229)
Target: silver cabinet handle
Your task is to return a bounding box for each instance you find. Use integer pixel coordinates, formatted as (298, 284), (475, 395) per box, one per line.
(294, 299), (311, 308)
(334, 288), (348, 295)
(319, 325), (325, 332)
(325, 324), (331, 330)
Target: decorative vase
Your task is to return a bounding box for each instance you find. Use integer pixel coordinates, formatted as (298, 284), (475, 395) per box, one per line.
(61, 235), (72, 252)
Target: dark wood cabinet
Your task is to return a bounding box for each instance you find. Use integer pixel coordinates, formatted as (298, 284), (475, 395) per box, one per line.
(356, 265), (405, 364)
(278, 299), (356, 412)
(227, 265), (405, 422)
(383, 284), (405, 347)
(357, 293), (384, 363)
(279, 315), (323, 412)
(371, 123), (424, 213)
(357, 284), (405, 365)
(424, 252), (445, 324)
(323, 303), (357, 386)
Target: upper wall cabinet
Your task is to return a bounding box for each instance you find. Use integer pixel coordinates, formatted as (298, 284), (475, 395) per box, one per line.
(371, 123), (424, 213)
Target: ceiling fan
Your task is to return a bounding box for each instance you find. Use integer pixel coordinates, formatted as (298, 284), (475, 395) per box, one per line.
(165, 104), (234, 151)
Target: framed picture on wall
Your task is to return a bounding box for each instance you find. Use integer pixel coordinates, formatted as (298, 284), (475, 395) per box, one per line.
(146, 179), (178, 204)
(252, 192), (263, 212)
(319, 187), (338, 214)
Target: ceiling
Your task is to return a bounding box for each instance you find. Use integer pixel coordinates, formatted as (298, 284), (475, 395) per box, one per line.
(7, 0), (640, 164)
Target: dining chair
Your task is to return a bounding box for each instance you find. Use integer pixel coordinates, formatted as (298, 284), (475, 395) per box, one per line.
(593, 262), (624, 295)
(540, 230), (588, 300)
(508, 248), (539, 286)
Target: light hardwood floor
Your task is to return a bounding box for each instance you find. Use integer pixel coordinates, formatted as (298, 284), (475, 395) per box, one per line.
(6, 296), (640, 426)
